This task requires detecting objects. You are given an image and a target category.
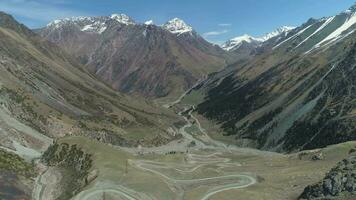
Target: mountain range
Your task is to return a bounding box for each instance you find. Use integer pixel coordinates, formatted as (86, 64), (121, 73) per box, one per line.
(38, 15), (232, 98)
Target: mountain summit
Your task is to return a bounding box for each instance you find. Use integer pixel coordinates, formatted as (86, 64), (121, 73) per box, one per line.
(162, 18), (194, 35)
(110, 13), (135, 25)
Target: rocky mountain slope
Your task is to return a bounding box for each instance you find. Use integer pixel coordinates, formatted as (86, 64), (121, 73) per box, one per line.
(37, 15), (231, 98)
(189, 4), (356, 152)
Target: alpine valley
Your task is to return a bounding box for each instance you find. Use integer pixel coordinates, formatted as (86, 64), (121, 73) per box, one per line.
(0, 2), (355, 200)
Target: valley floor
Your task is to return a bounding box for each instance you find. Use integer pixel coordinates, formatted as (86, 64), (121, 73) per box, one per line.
(1, 82), (355, 200)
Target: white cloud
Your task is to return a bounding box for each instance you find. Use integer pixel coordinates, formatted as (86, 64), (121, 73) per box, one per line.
(0, 0), (88, 25)
(203, 29), (229, 37)
(218, 23), (232, 27)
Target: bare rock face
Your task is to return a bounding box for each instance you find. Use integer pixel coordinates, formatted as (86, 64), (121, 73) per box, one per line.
(299, 150), (356, 199)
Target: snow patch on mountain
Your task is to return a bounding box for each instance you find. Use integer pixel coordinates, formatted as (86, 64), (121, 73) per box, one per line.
(294, 16), (335, 49)
(81, 21), (107, 34)
(317, 12), (356, 45)
(306, 12), (356, 53)
(273, 24), (313, 49)
(162, 18), (193, 35)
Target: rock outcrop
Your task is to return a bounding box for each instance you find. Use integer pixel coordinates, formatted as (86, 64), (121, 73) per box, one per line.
(299, 149), (356, 199)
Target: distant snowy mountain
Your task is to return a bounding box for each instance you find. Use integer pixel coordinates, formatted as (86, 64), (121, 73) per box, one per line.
(259, 26), (295, 41)
(162, 18), (193, 35)
(221, 26), (295, 51)
(46, 14), (135, 34)
(221, 34), (263, 51)
(46, 15), (197, 37)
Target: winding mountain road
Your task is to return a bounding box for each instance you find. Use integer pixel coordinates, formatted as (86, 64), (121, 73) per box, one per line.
(72, 185), (152, 200)
(200, 176), (256, 200)
(130, 154), (256, 200)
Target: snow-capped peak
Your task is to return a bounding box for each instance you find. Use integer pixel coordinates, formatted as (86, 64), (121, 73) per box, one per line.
(110, 14), (135, 25)
(162, 18), (193, 35)
(258, 26), (295, 41)
(46, 16), (93, 28)
(144, 20), (154, 25)
(221, 26), (295, 51)
(47, 19), (63, 28)
(46, 14), (136, 34)
(231, 34), (263, 43)
(46, 16), (108, 34)
(221, 34), (263, 51)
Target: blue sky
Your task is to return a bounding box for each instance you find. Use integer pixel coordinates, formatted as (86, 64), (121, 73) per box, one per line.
(1, 0), (355, 44)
